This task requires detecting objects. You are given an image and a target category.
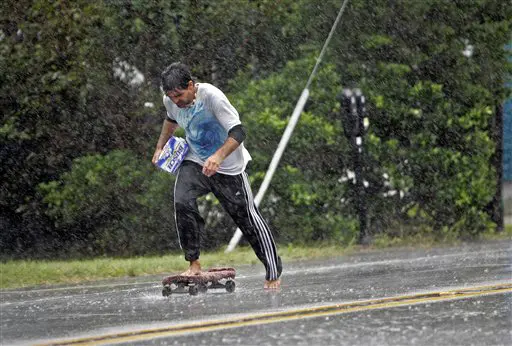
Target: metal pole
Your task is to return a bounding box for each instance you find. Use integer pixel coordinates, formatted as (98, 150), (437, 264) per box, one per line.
(354, 89), (368, 244)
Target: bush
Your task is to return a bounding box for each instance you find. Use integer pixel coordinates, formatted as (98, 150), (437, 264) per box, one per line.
(39, 150), (178, 257)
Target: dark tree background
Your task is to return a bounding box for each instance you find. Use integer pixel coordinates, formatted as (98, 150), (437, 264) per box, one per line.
(1, 0), (510, 259)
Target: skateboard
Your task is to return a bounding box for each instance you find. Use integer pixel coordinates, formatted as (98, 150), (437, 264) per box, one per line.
(162, 267), (236, 296)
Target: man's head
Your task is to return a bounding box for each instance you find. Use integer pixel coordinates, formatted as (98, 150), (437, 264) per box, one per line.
(161, 62), (196, 108)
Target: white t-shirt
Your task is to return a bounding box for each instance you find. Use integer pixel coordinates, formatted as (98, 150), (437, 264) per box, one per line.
(163, 83), (251, 175)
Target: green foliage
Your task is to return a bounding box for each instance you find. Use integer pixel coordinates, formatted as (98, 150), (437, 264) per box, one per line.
(364, 77), (497, 234)
(38, 150), (177, 257)
(228, 0), (510, 241)
(0, 0), (161, 257)
(0, 0), (308, 258)
(229, 56), (358, 244)
(328, 0), (509, 237)
(101, 0), (307, 89)
(1, 0), (510, 258)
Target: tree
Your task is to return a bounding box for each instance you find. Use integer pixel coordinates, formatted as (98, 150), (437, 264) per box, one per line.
(0, 0), (158, 257)
(1, 0), (509, 258)
(300, 0), (511, 236)
(38, 150), (177, 257)
(0, 0), (309, 258)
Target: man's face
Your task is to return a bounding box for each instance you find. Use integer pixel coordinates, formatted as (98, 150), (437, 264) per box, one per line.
(166, 80), (195, 108)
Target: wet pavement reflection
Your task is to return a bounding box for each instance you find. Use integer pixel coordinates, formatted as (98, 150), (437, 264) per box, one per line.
(1, 240), (511, 345)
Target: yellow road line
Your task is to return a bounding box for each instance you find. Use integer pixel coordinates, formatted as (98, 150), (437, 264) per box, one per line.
(37, 282), (512, 346)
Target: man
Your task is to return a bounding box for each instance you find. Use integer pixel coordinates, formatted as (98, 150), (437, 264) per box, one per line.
(152, 62), (282, 289)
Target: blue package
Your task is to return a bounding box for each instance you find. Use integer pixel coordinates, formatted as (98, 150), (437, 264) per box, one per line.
(156, 137), (189, 174)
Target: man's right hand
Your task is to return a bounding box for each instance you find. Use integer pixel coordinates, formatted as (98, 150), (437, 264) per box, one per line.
(153, 120), (178, 165)
(152, 148), (163, 165)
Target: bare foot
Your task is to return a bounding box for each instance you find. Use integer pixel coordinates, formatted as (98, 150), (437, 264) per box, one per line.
(264, 279), (281, 290)
(181, 260), (201, 276)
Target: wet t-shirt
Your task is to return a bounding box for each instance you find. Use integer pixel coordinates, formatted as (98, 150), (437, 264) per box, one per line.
(163, 83), (251, 175)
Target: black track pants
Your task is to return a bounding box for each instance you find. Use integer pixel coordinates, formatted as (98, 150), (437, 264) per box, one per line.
(173, 161), (282, 281)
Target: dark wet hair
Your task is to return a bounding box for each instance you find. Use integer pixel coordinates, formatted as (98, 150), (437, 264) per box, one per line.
(161, 62), (193, 93)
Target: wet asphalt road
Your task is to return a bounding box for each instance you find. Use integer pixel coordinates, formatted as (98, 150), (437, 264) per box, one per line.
(1, 240), (511, 345)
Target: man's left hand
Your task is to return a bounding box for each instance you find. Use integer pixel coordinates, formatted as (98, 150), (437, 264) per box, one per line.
(202, 154), (223, 177)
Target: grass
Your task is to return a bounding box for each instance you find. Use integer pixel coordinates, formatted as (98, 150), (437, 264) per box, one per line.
(0, 244), (357, 289)
(1, 226), (511, 290)
(371, 224), (512, 248)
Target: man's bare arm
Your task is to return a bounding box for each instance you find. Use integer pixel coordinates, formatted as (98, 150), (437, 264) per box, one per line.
(202, 137), (241, 177)
(152, 120), (179, 164)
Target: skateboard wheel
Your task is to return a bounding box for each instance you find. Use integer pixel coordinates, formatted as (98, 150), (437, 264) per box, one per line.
(162, 286), (172, 297)
(189, 285), (199, 296)
(198, 283), (208, 293)
(225, 280), (235, 293)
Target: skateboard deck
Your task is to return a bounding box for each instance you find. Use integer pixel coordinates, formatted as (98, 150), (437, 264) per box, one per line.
(162, 267), (236, 296)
